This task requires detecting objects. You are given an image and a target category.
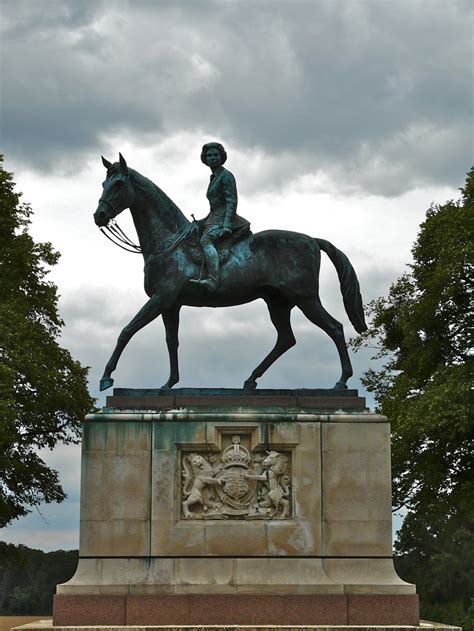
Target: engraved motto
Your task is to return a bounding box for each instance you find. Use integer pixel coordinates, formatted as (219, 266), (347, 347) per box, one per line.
(181, 435), (291, 520)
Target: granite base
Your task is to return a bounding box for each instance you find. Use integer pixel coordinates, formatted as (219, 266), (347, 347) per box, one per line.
(53, 593), (420, 626)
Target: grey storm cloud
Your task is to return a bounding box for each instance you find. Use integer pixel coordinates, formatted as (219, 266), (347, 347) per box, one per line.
(1, 0), (471, 195)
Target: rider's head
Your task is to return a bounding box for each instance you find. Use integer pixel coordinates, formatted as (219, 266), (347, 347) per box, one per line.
(201, 142), (227, 167)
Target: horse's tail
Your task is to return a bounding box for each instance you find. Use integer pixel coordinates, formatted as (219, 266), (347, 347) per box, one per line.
(182, 455), (194, 497)
(315, 238), (368, 333)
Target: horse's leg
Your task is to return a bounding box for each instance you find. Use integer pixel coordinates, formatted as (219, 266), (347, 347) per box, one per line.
(296, 297), (353, 389)
(243, 299), (296, 390)
(281, 497), (290, 518)
(161, 304), (181, 389)
(100, 294), (163, 391)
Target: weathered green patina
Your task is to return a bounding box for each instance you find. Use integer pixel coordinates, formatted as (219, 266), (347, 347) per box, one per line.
(93, 146), (367, 392)
(189, 142), (250, 290)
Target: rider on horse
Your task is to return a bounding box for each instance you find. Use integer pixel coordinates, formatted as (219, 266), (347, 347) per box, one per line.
(190, 142), (250, 290)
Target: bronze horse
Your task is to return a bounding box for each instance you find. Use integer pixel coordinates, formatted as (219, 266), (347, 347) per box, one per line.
(94, 154), (367, 391)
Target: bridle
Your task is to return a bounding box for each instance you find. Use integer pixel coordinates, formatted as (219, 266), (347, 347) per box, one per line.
(98, 197), (200, 257)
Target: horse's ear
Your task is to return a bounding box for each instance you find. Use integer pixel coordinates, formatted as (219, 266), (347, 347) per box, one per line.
(102, 156), (112, 169)
(119, 153), (129, 175)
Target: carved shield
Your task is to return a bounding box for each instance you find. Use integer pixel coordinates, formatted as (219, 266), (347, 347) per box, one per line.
(223, 467), (249, 500)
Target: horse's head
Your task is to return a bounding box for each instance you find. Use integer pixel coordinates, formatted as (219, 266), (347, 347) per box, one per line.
(94, 153), (136, 227)
(263, 451), (289, 475)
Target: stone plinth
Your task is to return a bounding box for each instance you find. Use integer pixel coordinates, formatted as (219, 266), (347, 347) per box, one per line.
(55, 388), (418, 625)
(14, 621), (463, 631)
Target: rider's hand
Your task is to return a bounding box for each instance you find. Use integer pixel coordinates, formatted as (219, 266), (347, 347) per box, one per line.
(220, 224), (232, 237)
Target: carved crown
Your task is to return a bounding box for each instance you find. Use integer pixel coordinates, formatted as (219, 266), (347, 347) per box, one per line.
(222, 435), (251, 468)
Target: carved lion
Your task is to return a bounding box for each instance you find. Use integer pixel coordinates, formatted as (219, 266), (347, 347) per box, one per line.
(182, 453), (222, 519)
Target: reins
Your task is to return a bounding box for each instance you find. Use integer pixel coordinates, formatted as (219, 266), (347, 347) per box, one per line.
(100, 219), (142, 253)
(99, 217), (200, 257)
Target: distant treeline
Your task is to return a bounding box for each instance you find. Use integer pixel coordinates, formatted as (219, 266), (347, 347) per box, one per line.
(0, 540), (472, 625)
(0, 542), (78, 614)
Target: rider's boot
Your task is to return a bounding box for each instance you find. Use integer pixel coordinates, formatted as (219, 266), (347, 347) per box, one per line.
(190, 244), (220, 290)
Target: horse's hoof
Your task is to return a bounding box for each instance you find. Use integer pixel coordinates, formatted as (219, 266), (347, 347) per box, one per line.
(333, 381), (348, 390)
(100, 377), (114, 391)
(243, 379), (257, 390)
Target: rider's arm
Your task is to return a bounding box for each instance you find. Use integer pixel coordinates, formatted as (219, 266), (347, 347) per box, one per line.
(222, 170), (238, 230)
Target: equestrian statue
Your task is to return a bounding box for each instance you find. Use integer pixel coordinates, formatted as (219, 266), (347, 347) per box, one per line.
(93, 144), (367, 392)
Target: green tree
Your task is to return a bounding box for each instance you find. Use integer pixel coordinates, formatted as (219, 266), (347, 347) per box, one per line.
(0, 155), (95, 527)
(352, 168), (473, 628)
(0, 542), (78, 613)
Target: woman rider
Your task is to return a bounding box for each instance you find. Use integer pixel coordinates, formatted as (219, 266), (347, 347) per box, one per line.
(190, 142), (250, 290)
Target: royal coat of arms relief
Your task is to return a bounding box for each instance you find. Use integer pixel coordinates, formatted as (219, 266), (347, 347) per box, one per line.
(181, 435), (291, 520)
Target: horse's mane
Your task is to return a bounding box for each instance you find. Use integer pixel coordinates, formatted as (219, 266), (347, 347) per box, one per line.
(268, 452), (289, 476)
(107, 163), (190, 227)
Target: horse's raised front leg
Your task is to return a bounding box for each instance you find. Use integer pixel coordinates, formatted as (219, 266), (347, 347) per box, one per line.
(243, 299), (295, 390)
(296, 297), (353, 389)
(161, 304), (181, 389)
(100, 294), (163, 391)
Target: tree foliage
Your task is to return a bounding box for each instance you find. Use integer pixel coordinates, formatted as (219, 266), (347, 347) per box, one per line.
(0, 156), (95, 527)
(0, 542), (78, 613)
(352, 168), (473, 628)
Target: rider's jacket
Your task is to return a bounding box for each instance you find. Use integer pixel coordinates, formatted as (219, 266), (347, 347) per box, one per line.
(203, 166), (250, 231)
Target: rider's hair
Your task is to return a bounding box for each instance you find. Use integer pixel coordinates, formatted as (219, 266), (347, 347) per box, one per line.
(201, 142), (227, 166)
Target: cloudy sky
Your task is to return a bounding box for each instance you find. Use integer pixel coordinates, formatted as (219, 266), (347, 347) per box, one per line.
(1, 0), (471, 551)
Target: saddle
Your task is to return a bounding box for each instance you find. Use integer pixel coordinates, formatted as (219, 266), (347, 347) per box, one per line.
(185, 223), (252, 265)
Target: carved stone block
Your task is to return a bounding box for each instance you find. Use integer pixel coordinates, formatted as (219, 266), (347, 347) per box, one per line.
(181, 435), (291, 520)
(57, 390), (418, 626)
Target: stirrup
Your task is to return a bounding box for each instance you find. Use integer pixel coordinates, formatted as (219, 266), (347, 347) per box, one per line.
(189, 276), (219, 290)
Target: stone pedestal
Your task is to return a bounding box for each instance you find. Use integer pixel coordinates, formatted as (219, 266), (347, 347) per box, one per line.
(54, 388), (418, 625)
